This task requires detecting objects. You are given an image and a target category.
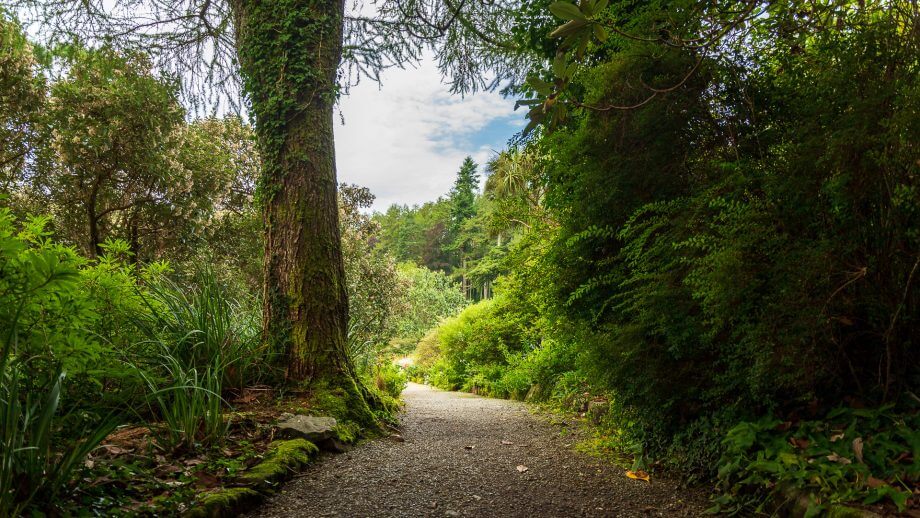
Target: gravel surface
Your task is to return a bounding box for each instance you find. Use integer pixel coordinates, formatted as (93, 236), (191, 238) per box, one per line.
(249, 383), (708, 517)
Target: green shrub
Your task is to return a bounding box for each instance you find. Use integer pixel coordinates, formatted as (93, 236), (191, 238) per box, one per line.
(499, 338), (577, 401)
(413, 327), (441, 369)
(712, 405), (918, 515)
(0, 211), (118, 514)
(461, 364), (508, 397)
(129, 268), (267, 450)
(373, 361), (408, 399)
(0, 212), (106, 382)
(392, 263), (467, 343)
(428, 357), (465, 391)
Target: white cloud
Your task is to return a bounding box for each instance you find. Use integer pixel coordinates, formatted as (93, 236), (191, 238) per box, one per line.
(334, 57), (520, 212)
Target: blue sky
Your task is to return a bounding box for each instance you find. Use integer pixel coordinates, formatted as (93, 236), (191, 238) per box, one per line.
(334, 57), (525, 212)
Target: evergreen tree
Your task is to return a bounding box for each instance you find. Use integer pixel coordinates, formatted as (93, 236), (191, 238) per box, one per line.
(448, 157), (480, 236)
(447, 156), (481, 296)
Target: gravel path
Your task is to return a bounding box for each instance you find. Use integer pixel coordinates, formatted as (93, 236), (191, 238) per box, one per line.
(250, 383), (708, 517)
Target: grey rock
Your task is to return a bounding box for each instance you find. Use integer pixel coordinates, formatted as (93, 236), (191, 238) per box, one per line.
(276, 415), (338, 443)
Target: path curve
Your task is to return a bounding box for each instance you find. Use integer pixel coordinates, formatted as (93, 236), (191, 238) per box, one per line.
(250, 383), (706, 517)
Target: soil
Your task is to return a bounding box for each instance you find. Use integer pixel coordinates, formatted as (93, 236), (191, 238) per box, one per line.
(249, 383), (709, 517)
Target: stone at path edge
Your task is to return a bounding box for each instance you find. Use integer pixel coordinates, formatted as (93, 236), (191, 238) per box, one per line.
(276, 414), (338, 443)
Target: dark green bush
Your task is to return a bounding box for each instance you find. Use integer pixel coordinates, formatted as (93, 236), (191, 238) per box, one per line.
(713, 404), (918, 515)
(0, 210), (120, 514)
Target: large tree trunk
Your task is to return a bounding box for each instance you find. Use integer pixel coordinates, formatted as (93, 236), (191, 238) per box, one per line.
(232, 0), (362, 395)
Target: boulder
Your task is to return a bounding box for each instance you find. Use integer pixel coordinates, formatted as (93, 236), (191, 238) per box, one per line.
(276, 415), (338, 443)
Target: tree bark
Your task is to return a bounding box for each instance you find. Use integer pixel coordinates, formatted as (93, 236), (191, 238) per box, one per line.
(232, 0), (358, 389)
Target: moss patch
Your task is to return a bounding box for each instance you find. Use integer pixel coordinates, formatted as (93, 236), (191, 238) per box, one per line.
(332, 421), (360, 444)
(239, 438), (319, 489)
(184, 488), (262, 518)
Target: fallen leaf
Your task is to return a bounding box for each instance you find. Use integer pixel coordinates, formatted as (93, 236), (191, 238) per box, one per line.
(193, 471), (220, 488)
(789, 437), (809, 449)
(155, 464), (183, 475)
(626, 470), (650, 482)
(501, 440), (513, 445)
(852, 437), (864, 463)
(101, 444), (129, 456)
(184, 458), (205, 467)
(893, 451), (911, 463)
(516, 465), (529, 473)
(867, 476), (887, 489)
(84, 459), (95, 469)
(826, 453), (852, 464)
(830, 432), (845, 442)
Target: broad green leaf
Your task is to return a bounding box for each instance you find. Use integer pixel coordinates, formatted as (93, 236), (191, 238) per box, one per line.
(526, 75), (554, 96)
(550, 19), (589, 39)
(552, 55), (567, 78)
(565, 63), (578, 79)
(549, 2), (587, 21)
(576, 34), (589, 58)
(593, 24), (609, 42)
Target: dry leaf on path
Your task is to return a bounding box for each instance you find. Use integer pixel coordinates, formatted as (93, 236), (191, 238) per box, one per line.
(516, 465), (529, 473)
(501, 440), (513, 445)
(625, 470), (650, 482)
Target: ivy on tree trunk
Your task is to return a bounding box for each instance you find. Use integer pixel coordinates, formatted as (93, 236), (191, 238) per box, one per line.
(232, 0), (363, 399)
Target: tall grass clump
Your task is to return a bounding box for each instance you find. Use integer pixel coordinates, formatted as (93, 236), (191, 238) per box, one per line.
(136, 268), (269, 392)
(134, 348), (227, 451)
(0, 363), (115, 515)
(131, 267), (267, 450)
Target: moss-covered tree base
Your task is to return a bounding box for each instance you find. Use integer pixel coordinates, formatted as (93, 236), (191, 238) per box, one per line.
(184, 488), (262, 518)
(306, 377), (384, 433)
